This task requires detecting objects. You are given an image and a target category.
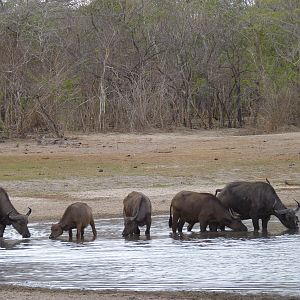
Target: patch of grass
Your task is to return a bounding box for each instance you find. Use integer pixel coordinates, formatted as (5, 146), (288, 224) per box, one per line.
(150, 183), (174, 188)
(0, 150), (298, 184)
(0, 155), (129, 181)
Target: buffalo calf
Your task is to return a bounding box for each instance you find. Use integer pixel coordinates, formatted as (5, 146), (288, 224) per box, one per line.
(49, 202), (97, 241)
(122, 191), (152, 236)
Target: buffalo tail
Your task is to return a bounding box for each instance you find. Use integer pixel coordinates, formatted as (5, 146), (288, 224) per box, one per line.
(168, 205), (172, 228)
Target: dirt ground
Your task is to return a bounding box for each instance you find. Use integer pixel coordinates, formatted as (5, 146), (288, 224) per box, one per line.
(1, 285), (299, 300)
(0, 129), (300, 299)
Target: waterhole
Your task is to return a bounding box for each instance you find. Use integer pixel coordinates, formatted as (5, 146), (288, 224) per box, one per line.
(0, 216), (299, 296)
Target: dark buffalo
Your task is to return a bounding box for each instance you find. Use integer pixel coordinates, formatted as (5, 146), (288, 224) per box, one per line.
(49, 202), (97, 241)
(169, 191), (248, 233)
(0, 187), (31, 238)
(216, 181), (300, 231)
(122, 191), (152, 236)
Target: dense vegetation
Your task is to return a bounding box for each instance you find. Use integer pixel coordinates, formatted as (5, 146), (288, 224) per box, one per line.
(0, 0), (299, 136)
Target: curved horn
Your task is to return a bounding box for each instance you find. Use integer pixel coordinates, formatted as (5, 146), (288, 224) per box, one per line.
(266, 178), (271, 185)
(294, 200), (300, 213)
(7, 211), (22, 221)
(128, 196), (143, 221)
(7, 210), (13, 216)
(26, 207), (32, 216)
(273, 198), (297, 215)
(274, 208), (291, 215)
(6, 210), (14, 220)
(229, 208), (240, 220)
(128, 210), (139, 222)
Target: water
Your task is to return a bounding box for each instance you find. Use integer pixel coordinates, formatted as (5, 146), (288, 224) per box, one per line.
(0, 216), (300, 296)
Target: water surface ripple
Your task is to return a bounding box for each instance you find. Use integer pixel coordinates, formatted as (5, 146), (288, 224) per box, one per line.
(0, 216), (299, 296)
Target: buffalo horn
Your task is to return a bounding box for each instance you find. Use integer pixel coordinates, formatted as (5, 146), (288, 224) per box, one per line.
(274, 200), (300, 215)
(26, 207), (32, 216)
(128, 203), (140, 222)
(129, 211), (138, 222)
(229, 208), (240, 220)
(273, 199), (287, 214)
(126, 210), (138, 222)
(7, 211), (22, 221)
(6, 210), (14, 220)
(294, 200), (300, 213)
(274, 208), (291, 215)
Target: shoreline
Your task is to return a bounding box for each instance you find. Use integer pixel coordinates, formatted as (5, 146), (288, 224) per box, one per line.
(1, 284), (299, 300)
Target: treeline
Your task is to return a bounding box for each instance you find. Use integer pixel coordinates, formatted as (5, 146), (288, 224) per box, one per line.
(0, 0), (299, 136)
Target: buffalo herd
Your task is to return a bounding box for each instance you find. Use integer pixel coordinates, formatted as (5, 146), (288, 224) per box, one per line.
(0, 180), (299, 241)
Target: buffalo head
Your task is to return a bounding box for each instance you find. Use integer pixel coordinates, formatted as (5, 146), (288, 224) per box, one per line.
(49, 223), (63, 239)
(8, 207), (31, 238)
(224, 209), (248, 232)
(227, 219), (248, 231)
(274, 200), (300, 229)
(122, 217), (136, 236)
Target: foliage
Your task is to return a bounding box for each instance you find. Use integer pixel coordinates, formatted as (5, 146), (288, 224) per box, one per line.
(0, 0), (299, 136)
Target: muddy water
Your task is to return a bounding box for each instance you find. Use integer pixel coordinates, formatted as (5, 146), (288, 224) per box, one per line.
(0, 216), (300, 296)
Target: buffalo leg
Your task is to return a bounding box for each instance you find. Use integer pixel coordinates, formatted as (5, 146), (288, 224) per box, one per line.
(261, 216), (270, 232)
(90, 219), (97, 239)
(209, 223), (218, 232)
(171, 211), (180, 234)
(68, 229), (73, 241)
(177, 219), (185, 233)
(76, 225), (82, 241)
(219, 224), (225, 231)
(145, 221), (151, 235)
(81, 228), (85, 240)
(199, 220), (208, 232)
(252, 218), (260, 231)
(134, 225), (140, 235)
(0, 224), (6, 237)
(187, 222), (195, 232)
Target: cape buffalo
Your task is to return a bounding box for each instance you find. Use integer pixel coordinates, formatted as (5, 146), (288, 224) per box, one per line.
(49, 202), (97, 241)
(0, 187), (31, 238)
(169, 191), (248, 233)
(122, 191), (152, 236)
(216, 181), (300, 231)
